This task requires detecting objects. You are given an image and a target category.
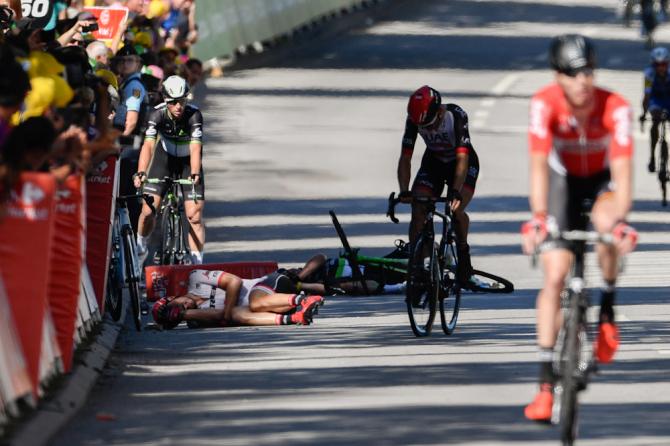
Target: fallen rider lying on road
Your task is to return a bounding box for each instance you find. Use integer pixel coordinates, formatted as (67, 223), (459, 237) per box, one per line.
(152, 269), (325, 329)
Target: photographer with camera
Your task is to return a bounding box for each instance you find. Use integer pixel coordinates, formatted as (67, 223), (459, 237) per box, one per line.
(57, 14), (97, 47)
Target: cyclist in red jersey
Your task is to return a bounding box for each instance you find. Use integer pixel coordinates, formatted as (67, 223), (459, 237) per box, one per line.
(398, 85), (480, 284)
(521, 35), (638, 422)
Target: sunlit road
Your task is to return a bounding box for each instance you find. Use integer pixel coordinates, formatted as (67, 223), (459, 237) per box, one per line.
(51, 1), (670, 445)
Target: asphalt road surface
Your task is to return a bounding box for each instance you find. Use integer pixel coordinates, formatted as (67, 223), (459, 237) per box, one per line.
(51, 1), (670, 445)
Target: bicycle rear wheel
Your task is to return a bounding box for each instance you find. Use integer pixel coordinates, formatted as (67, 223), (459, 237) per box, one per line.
(558, 291), (583, 445)
(406, 235), (437, 337)
(105, 257), (123, 321)
(466, 270), (515, 294)
(123, 227), (142, 331)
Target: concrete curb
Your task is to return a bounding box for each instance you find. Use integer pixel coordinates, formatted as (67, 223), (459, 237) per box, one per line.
(7, 319), (123, 446)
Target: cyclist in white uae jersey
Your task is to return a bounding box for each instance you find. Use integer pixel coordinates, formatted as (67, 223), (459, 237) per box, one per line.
(398, 85), (480, 284)
(151, 269), (325, 329)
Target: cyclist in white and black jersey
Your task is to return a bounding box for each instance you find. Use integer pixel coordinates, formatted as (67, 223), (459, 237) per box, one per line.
(397, 85), (480, 284)
(133, 75), (206, 264)
(151, 269), (325, 329)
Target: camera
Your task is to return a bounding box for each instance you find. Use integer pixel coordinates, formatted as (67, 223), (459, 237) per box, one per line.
(81, 22), (98, 33)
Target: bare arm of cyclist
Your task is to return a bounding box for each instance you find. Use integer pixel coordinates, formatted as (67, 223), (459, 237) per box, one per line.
(450, 151), (469, 210)
(135, 137), (156, 188)
(218, 273), (242, 323)
(397, 153), (412, 201)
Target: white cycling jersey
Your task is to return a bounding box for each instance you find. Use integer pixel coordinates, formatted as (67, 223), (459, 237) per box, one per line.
(187, 269), (263, 309)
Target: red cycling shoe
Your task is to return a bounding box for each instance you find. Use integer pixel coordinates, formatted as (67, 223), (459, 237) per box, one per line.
(290, 296), (325, 325)
(524, 384), (553, 422)
(595, 322), (619, 363)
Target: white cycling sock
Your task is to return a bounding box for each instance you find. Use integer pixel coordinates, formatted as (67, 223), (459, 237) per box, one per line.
(191, 251), (203, 264)
(137, 234), (148, 250)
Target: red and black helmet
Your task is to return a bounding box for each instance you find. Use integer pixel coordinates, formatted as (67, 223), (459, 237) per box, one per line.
(407, 85), (442, 127)
(152, 297), (185, 329)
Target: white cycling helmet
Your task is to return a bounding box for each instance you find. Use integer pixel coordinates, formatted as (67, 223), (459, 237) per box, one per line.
(651, 46), (670, 64)
(162, 75), (190, 102)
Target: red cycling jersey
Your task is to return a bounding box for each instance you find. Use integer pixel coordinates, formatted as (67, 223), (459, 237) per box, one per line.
(528, 84), (633, 177)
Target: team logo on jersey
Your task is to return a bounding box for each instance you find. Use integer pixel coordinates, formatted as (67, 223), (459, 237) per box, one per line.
(132, 89), (141, 98)
(192, 128), (202, 138)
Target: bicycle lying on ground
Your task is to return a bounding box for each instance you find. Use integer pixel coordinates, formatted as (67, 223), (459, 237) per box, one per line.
(329, 210), (409, 295)
(106, 192), (155, 331)
(141, 176), (199, 265)
(387, 192), (514, 337)
(540, 230), (615, 446)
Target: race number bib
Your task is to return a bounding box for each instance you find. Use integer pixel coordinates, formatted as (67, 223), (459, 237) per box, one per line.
(20, 0), (55, 28)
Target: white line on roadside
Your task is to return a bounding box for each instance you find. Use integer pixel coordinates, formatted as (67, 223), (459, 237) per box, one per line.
(658, 350), (670, 355)
(491, 74), (520, 96)
(206, 210), (670, 228)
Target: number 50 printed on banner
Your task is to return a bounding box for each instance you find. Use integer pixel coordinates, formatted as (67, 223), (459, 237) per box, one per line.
(20, 0), (55, 28)
(83, 6), (129, 42)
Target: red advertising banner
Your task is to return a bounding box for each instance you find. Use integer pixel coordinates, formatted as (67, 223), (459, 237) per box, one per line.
(0, 172), (56, 395)
(83, 6), (129, 42)
(47, 175), (83, 372)
(145, 262), (278, 302)
(86, 156), (118, 312)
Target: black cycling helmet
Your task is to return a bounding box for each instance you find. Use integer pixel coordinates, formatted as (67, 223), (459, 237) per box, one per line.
(549, 34), (596, 76)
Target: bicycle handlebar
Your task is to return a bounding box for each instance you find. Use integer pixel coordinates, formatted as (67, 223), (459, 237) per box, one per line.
(142, 176), (199, 204)
(386, 192), (448, 224)
(530, 229), (614, 268)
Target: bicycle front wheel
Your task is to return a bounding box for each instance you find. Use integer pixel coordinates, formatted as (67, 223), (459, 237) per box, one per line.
(405, 235), (437, 337)
(558, 291), (583, 445)
(123, 227), (142, 331)
(105, 257), (123, 322)
(159, 210), (176, 265)
(439, 247), (461, 335)
(660, 140), (668, 207)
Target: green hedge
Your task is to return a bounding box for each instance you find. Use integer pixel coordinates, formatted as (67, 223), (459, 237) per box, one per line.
(193, 0), (372, 61)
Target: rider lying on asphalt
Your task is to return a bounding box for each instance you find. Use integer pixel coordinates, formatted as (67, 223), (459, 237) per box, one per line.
(152, 269), (325, 329)
(279, 253), (407, 296)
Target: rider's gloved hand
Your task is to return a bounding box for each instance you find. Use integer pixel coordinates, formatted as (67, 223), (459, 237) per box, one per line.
(133, 171), (146, 189)
(447, 189), (463, 211)
(521, 212), (548, 255)
(639, 113), (647, 130)
(398, 190), (412, 203)
(190, 173), (201, 185)
(612, 220), (638, 254)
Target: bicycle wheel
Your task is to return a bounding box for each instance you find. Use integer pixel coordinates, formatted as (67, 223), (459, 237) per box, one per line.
(405, 235), (437, 337)
(660, 140), (668, 207)
(122, 227), (142, 331)
(175, 212), (191, 265)
(439, 278), (461, 335)
(159, 210), (175, 265)
(465, 270), (515, 294)
(558, 291), (583, 445)
(105, 256), (123, 321)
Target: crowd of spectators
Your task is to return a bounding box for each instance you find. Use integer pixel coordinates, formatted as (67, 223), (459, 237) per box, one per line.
(0, 0), (204, 212)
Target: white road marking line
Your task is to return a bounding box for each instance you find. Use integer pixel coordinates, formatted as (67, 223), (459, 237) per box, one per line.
(480, 98), (495, 107)
(491, 74), (519, 96)
(474, 109), (490, 118)
(206, 210), (670, 228)
(658, 350), (670, 355)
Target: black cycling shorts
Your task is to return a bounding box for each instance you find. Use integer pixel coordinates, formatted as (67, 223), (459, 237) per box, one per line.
(145, 147), (205, 200)
(546, 168), (613, 248)
(411, 150), (480, 197)
(252, 272), (298, 295)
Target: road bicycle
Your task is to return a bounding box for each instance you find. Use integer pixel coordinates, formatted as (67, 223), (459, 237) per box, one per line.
(649, 111), (669, 206)
(539, 230), (615, 446)
(329, 210), (409, 295)
(142, 176), (199, 265)
(387, 192), (514, 337)
(106, 192), (155, 331)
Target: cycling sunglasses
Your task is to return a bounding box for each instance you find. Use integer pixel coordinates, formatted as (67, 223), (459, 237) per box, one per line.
(165, 98), (187, 105)
(561, 66), (594, 78)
